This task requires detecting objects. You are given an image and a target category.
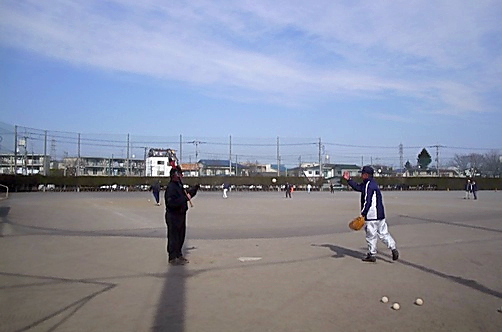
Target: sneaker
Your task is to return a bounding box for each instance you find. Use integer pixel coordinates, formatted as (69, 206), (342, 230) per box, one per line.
(169, 258), (185, 266)
(178, 256), (189, 264)
(392, 249), (399, 261)
(362, 254), (376, 262)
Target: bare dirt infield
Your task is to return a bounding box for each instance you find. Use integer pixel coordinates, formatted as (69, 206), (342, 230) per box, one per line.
(1, 190), (501, 332)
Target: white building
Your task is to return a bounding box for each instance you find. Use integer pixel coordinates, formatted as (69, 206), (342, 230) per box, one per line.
(145, 148), (177, 177)
(0, 154), (50, 175)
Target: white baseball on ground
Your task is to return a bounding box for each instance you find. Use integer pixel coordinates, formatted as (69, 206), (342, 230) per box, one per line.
(381, 296), (389, 303)
(415, 298), (424, 306)
(392, 303), (400, 310)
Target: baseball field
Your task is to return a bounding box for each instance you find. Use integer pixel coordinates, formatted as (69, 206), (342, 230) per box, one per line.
(1, 190), (501, 331)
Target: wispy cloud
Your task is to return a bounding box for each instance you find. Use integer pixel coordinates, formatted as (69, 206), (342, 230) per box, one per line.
(370, 112), (415, 124)
(1, 0), (500, 115)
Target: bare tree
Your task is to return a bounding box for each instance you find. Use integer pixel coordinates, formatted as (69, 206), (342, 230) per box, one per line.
(451, 154), (470, 171)
(481, 150), (502, 177)
(452, 151), (501, 176)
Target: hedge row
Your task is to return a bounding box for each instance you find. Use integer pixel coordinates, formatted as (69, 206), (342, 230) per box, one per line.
(0, 174), (500, 192)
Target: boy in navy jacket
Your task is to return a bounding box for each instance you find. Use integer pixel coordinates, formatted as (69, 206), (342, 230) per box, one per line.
(343, 166), (399, 262)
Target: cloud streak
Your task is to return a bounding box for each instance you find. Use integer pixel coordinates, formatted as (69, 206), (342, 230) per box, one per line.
(0, 0), (500, 115)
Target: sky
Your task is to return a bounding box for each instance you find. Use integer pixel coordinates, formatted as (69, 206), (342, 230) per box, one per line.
(0, 0), (501, 167)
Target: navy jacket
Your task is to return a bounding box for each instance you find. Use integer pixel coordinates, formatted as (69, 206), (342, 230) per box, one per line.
(347, 177), (385, 221)
(165, 180), (188, 214)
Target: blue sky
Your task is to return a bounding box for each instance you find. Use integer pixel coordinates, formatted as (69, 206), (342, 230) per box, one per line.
(1, 0), (501, 167)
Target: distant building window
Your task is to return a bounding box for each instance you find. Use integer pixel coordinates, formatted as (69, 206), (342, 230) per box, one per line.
(157, 161), (164, 165)
(158, 171), (164, 175)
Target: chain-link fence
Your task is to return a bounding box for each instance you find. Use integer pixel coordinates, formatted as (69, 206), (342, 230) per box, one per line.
(0, 122), (498, 171)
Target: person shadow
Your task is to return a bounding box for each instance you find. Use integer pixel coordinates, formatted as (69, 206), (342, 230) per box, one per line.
(312, 243), (393, 263)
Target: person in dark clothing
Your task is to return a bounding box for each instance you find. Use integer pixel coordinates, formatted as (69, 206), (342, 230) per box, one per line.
(164, 166), (191, 265)
(150, 180), (161, 206)
(471, 180), (478, 200)
(285, 182), (292, 198)
(343, 166), (399, 263)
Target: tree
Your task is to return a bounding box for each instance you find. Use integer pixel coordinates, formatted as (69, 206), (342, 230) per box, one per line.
(467, 153), (485, 174)
(451, 151), (502, 177)
(481, 151), (502, 177)
(404, 160), (413, 172)
(417, 148), (432, 170)
(452, 154), (470, 172)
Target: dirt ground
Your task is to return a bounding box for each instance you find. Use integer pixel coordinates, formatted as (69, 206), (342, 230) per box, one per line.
(1, 190), (501, 332)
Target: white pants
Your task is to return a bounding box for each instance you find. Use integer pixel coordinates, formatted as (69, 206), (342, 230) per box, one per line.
(365, 219), (396, 255)
(223, 188), (228, 198)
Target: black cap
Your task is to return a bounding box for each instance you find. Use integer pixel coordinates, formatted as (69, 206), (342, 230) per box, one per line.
(360, 165), (374, 175)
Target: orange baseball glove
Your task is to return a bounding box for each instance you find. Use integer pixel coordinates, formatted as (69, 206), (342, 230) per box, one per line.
(349, 215), (365, 231)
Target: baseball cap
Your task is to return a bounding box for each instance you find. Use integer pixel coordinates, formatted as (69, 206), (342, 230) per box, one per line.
(360, 165), (374, 175)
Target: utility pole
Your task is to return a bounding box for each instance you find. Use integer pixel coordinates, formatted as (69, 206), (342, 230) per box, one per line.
(429, 144), (444, 177)
(276, 136), (280, 177)
(318, 138), (322, 178)
(229, 135), (232, 175)
(44, 130), (48, 176)
(14, 125), (17, 175)
(187, 140), (205, 162)
(399, 143), (403, 175)
(20, 135), (28, 175)
(179, 135), (183, 165)
(77, 133), (81, 177)
(126, 134), (130, 176)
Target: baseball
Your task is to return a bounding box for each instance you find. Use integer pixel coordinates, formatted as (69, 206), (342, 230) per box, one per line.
(381, 296), (389, 303)
(415, 298), (424, 306)
(272, 178), (277, 183)
(392, 302), (400, 310)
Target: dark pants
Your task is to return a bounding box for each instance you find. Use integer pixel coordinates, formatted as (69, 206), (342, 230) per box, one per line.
(165, 211), (187, 261)
(153, 190), (160, 204)
(286, 190), (291, 198)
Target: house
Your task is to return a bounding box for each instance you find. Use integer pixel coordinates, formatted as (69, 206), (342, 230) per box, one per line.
(180, 163), (200, 177)
(145, 148), (177, 177)
(198, 159), (248, 176)
(403, 167), (460, 177)
(331, 164), (362, 178)
(290, 163), (360, 181)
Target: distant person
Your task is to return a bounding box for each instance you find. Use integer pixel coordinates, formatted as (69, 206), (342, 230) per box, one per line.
(330, 183), (334, 194)
(223, 183), (230, 199)
(464, 179), (472, 199)
(150, 180), (161, 206)
(285, 182), (292, 198)
(471, 180), (478, 200)
(307, 183), (312, 193)
(343, 166), (399, 263)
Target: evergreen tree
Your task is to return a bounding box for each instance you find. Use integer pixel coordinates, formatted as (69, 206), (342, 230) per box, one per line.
(404, 160), (413, 172)
(417, 148), (432, 170)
